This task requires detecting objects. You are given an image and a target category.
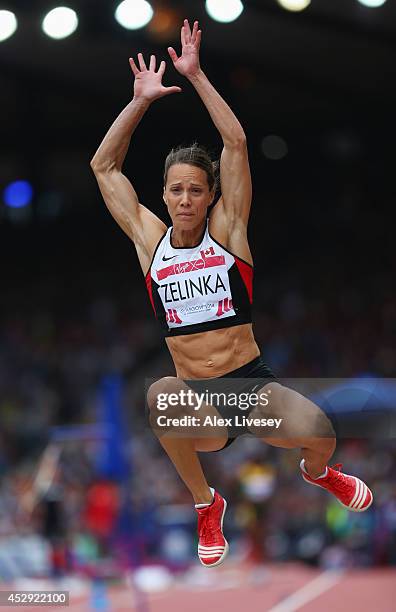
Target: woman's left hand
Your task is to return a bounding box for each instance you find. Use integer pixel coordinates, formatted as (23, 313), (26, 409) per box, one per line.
(168, 19), (202, 79)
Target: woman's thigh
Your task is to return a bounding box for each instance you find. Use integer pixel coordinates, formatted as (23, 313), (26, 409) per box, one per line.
(247, 381), (336, 442)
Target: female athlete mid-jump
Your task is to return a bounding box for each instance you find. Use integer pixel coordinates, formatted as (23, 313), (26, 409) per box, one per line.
(91, 19), (373, 567)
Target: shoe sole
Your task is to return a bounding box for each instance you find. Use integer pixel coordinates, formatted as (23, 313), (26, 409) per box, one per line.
(198, 497), (229, 568)
(302, 473), (374, 513)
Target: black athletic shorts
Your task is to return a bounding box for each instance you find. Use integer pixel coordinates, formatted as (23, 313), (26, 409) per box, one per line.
(185, 355), (277, 452)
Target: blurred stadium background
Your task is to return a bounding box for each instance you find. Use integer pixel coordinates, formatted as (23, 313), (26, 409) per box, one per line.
(0, 0), (395, 610)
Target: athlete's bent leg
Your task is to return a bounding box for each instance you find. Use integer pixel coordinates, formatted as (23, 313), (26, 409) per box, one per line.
(147, 377), (230, 566)
(249, 383), (373, 511)
(147, 377), (227, 504)
(249, 382), (336, 477)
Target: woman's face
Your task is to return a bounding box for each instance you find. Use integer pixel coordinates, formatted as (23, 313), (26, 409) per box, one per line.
(163, 163), (214, 228)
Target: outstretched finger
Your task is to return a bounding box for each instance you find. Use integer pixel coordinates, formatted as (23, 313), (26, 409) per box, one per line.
(183, 18), (192, 43)
(149, 54), (156, 71)
(191, 20), (199, 44)
(138, 52), (147, 71)
(181, 23), (187, 46)
(129, 57), (139, 76)
(167, 47), (179, 64)
(196, 29), (202, 50)
(158, 60), (166, 76)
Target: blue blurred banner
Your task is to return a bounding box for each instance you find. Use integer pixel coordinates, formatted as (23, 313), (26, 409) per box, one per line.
(96, 375), (130, 481)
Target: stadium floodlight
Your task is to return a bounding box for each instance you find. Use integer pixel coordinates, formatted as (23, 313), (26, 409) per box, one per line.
(42, 7), (78, 39)
(0, 10), (17, 42)
(276, 0), (311, 12)
(205, 0), (244, 24)
(357, 0), (387, 7)
(115, 0), (154, 30)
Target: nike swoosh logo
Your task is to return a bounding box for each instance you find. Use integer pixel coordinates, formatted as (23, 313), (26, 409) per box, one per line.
(162, 254), (177, 261)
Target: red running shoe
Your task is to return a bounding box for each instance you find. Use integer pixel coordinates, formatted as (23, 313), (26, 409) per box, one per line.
(300, 459), (373, 512)
(196, 490), (229, 567)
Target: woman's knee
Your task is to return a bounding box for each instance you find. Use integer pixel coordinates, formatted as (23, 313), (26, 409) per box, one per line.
(147, 376), (181, 413)
(146, 376), (198, 430)
(281, 409), (336, 452)
(311, 409), (336, 439)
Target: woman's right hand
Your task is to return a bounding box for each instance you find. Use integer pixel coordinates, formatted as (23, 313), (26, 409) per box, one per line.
(129, 53), (181, 102)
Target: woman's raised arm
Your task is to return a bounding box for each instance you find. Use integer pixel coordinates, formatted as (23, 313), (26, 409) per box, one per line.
(90, 54), (181, 272)
(168, 20), (251, 229)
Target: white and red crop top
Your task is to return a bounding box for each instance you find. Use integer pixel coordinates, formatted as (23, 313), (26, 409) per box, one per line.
(145, 220), (253, 337)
